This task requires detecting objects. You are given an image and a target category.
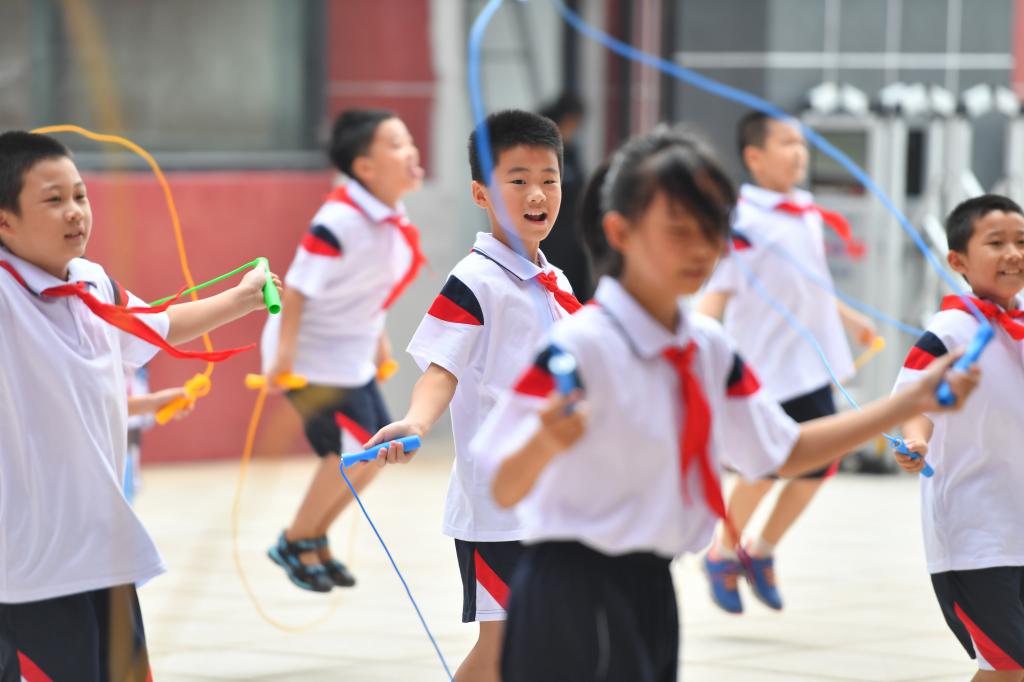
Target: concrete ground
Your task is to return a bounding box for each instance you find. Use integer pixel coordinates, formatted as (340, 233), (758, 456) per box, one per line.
(135, 446), (975, 681)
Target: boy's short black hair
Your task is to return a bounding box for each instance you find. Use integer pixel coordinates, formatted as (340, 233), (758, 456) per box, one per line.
(946, 194), (1024, 253)
(0, 131), (72, 215)
(468, 110), (563, 183)
(736, 110), (776, 161)
(328, 109), (396, 179)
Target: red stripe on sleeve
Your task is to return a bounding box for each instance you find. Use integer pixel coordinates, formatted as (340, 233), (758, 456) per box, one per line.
(427, 294), (483, 326)
(300, 232), (342, 257)
(954, 602), (1023, 670)
(731, 236), (751, 251)
(903, 347), (937, 370)
(474, 549), (510, 608)
(513, 365), (555, 398)
(726, 366), (761, 397)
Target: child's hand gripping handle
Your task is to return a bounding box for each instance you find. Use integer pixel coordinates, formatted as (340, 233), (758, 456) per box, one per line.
(548, 351), (579, 397)
(341, 436), (422, 468)
(155, 374), (211, 425)
(887, 436), (935, 478)
(936, 323), (993, 406)
(254, 257), (281, 314)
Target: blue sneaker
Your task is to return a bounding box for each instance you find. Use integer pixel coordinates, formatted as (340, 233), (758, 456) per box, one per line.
(704, 552), (744, 614)
(744, 554), (783, 610)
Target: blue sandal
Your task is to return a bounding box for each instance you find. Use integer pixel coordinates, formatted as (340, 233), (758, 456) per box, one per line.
(267, 531), (334, 593)
(311, 535), (357, 587)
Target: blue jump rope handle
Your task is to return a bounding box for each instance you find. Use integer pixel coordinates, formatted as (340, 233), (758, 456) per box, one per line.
(548, 352), (579, 397)
(888, 436), (935, 478)
(341, 435), (422, 468)
(935, 323), (993, 407)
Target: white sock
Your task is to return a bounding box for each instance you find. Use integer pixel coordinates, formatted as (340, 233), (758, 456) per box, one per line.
(713, 539), (738, 560)
(749, 537), (776, 557)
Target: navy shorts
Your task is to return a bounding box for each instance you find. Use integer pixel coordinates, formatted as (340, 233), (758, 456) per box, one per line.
(0, 584), (150, 682)
(502, 541), (677, 682)
(286, 380), (391, 457)
(932, 566), (1024, 671)
(766, 383), (837, 479)
(454, 539), (524, 622)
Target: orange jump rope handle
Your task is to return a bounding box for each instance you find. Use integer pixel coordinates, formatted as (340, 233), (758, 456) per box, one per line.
(244, 373), (308, 390)
(155, 373), (212, 425)
(376, 359), (399, 382)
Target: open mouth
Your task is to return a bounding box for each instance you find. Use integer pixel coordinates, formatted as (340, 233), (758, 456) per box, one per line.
(999, 269), (1022, 276)
(64, 229), (85, 241)
(523, 211), (548, 224)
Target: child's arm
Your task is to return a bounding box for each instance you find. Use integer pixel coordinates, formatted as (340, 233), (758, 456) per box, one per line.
(894, 415), (934, 474)
(363, 363), (459, 465)
(264, 288), (306, 381)
(375, 330), (393, 370)
(836, 299), (877, 346)
(166, 267), (283, 345)
(776, 352), (976, 477)
(695, 291), (731, 322)
(127, 387), (189, 417)
(491, 392), (587, 508)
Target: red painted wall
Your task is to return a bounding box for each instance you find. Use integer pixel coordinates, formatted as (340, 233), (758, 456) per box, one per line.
(327, 0), (435, 174)
(1015, 0), (1024, 96)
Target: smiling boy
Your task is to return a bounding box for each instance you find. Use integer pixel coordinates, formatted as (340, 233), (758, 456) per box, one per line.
(363, 110), (579, 682)
(0, 131), (279, 681)
(894, 195), (1024, 681)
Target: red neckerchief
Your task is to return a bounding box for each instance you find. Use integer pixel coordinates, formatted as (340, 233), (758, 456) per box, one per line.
(325, 185), (426, 310)
(661, 342), (740, 537)
(941, 295), (1024, 340)
(773, 200), (866, 259)
(535, 271), (582, 314)
(0, 260), (253, 362)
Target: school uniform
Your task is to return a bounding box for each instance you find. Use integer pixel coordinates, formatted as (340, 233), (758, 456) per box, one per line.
(260, 179), (425, 453)
(894, 294), (1024, 671)
(406, 231), (578, 621)
(473, 276), (800, 681)
(704, 183), (855, 477)
(0, 245), (169, 680)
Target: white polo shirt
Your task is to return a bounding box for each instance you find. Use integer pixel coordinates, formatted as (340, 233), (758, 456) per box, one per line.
(407, 232), (575, 542)
(893, 296), (1024, 574)
(0, 246), (168, 602)
(705, 184), (854, 403)
(472, 276), (800, 558)
(261, 180), (418, 387)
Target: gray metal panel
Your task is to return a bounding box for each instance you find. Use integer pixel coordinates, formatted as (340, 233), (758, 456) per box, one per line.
(960, 0), (1013, 53)
(838, 0), (888, 53)
(767, 0), (827, 52)
(678, 0), (768, 52)
(900, 0), (950, 53)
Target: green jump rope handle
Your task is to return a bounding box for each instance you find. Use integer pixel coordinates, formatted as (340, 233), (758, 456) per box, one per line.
(255, 257), (280, 314)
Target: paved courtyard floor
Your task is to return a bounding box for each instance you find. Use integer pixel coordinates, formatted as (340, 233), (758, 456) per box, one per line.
(135, 447), (974, 681)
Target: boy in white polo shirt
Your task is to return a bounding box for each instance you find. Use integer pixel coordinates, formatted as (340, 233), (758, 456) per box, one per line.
(261, 109), (426, 592)
(697, 110), (877, 614)
(894, 195), (1024, 679)
(0, 131), (280, 681)
(365, 110), (577, 682)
